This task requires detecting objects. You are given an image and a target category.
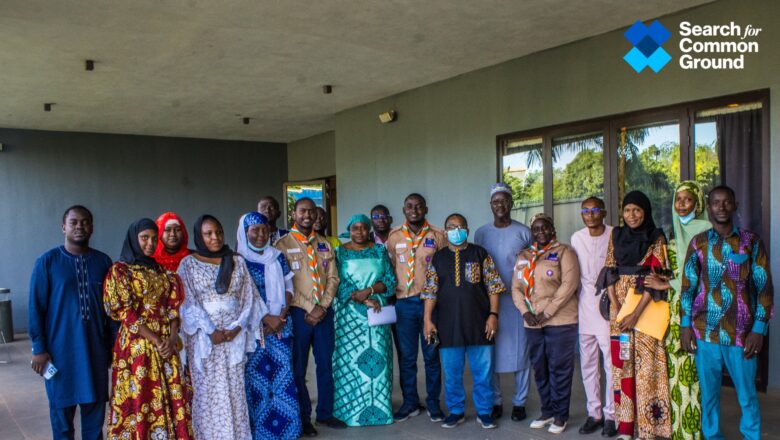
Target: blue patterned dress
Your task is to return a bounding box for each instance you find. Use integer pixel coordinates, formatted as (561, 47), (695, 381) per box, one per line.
(244, 254), (302, 440)
(333, 244), (397, 426)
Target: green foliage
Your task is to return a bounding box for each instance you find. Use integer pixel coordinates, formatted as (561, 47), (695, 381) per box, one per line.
(694, 142), (720, 193)
(553, 149), (604, 201)
(503, 170), (543, 206)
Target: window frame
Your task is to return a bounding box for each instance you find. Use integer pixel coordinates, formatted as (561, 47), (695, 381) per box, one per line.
(496, 89), (770, 240)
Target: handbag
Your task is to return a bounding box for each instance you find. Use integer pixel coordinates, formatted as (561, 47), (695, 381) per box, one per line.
(367, 304), (397, 326)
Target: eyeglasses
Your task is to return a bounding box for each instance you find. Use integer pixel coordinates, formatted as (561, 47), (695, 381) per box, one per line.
(371, 214), (388, 220)
(581, 207), (603, 215)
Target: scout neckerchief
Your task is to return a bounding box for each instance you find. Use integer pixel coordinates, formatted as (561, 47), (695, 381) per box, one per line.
(521, 240), (557, 315)
(401, 221), (430, 290)
(290, 226), (323, 304)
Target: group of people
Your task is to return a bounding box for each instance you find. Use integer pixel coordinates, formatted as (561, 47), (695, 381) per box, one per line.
(28, 182), (772, 440)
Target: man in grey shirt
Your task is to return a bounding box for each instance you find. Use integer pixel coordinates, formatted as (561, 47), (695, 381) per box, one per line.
(474, 183), (532, 422)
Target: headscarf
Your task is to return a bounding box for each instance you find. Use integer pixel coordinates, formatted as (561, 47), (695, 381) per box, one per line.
(152, 212), (190, 272)
(613, 190), (665, 266)
(339, 213), (372, 239)
(119, 218), (161, 269)
(193, 214), (235, 295)
(236, 212), (290, 315)
(671, 181), (711, 284)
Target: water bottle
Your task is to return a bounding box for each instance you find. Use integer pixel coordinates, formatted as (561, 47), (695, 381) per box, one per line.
(619, 333), (631, 360)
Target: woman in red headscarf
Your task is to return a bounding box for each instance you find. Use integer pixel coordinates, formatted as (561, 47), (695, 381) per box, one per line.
(154, 212), (191, 272)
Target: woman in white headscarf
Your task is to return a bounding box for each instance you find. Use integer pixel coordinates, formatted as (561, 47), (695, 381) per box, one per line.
(237, 212), (301, 440)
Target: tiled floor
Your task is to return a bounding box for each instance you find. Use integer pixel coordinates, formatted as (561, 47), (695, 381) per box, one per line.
(1, 334), (778, 439)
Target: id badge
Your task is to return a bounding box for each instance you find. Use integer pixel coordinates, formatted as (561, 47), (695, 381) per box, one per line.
(399, 255), (406, 263)
(292, 261), (301, 271)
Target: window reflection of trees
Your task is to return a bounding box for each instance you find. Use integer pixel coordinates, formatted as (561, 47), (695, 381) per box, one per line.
(501, 125), (720, 236)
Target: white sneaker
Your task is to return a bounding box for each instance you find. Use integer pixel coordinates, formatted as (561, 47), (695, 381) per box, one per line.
(529, 416), (554, 429)
(548, 421), (567, 434)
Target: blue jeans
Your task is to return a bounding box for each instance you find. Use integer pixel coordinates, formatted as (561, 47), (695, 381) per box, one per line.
(492, 369), (530, 406)
(395, 296), (441, 411)
(695, 338), (760, 440)
(526, 324), (577, 422)
(291, 306), (335, 423)
(440, 345), (494, 415)
(49, 401), (105, 440)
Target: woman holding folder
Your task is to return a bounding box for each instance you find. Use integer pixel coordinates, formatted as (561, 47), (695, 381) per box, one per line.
(597, 191), (672, 440)
(332, 214), (397, 426)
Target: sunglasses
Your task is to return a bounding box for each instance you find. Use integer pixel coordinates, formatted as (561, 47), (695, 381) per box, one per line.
(581, 207), (603, 214)
(371, 214), (388, 220)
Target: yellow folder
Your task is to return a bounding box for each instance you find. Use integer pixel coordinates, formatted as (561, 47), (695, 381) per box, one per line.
(616, 287), (670, 340)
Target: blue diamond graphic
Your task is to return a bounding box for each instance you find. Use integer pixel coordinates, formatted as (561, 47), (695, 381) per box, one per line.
(635, 35), (660, 57)
(647, 47), (672, 72)
(647, 20), (671, 45)
(623, 47), (648, 73)
(624, 20), (648, 45)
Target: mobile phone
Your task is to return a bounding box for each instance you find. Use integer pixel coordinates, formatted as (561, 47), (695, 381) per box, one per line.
(427, 331), (440, 347)
(43, 361), (58, 380)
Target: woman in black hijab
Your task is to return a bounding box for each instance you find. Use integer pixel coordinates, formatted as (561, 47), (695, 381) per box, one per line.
(104, 218), (194, 438)
(178, 214), (268, 439)
(599, 191), (672, 440)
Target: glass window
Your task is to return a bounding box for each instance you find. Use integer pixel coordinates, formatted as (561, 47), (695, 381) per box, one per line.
(552, 132), (604, 243)
(616, 122), (680, 235)
(501, 137), (544, 225)
(284, 182), (325, 227)
(693, 119), (720, 194)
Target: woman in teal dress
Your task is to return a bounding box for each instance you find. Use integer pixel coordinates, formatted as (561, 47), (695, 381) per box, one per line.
(646, 181), (710, 439)
(333, 214), (397, 426)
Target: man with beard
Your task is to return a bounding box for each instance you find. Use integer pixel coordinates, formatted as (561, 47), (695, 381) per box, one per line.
(474, 183), (532, 422)
(386, 193), (446, 422)
(679, 186), (774, 440)
(28, 205), (114, 440)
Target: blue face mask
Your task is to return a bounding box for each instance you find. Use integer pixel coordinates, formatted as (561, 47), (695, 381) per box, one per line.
(248, 240), (270, 252)
(678, 211), (696, 225)
(447, 228), (468, 246)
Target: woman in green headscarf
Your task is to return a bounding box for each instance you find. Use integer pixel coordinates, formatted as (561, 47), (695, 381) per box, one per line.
(332, 214), (397, 426)
(646, 181), (710, 439)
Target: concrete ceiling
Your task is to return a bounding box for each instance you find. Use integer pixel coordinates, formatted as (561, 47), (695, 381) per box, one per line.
(0, 0), (713, 143)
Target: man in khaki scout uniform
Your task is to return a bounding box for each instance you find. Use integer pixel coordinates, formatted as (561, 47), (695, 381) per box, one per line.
(275, 197), (344, 436)
(386, 193), (447, 422)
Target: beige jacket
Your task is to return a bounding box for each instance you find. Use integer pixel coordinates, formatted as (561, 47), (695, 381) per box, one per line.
(386, 224), (447, 299)
(274, 232), (339, 313)
(512, 242), (580, 328)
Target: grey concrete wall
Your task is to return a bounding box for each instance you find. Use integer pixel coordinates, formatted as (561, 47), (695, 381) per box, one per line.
(0, 128), (287, 332)
(287, 131), (335, 181)
(333, 0), (780, 386)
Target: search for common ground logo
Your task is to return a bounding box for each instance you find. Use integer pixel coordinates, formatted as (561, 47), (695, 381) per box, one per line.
(623, 20), (671, 73)
(678, 21), (761, 69)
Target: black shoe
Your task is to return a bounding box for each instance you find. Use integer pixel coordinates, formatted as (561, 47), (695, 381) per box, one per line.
(491, 405), (503, 419)
(301, 422), (318, 437)
(393, 405), (422, 422)
(601, 420), (617, 437)
(511, 406), (527, 421)
(579, 417), (604, 434)
(316, 417), (347, 429)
